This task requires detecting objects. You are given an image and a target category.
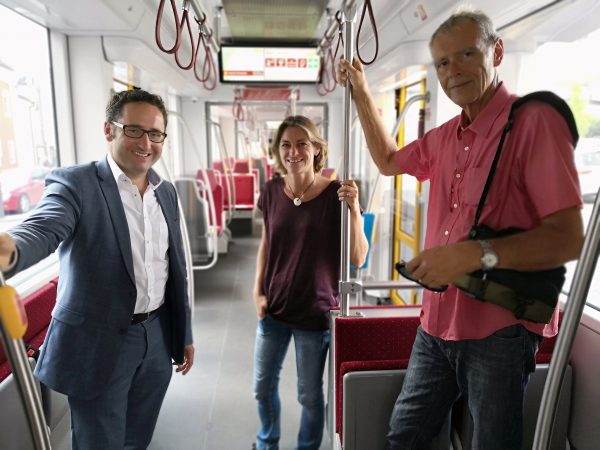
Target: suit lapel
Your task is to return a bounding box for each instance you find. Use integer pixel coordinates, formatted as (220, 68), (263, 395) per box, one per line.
(96, 158), (136, 286)
(154, 182), (178, 247)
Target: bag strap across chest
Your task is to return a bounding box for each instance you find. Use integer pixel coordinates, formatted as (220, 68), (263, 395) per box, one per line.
(470, 90), (579, 233)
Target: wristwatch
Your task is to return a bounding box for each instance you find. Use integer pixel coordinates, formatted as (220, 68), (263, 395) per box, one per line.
(479, 240), (498, 271)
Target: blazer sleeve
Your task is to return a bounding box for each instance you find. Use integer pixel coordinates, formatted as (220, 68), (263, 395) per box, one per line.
(7, 168), (82, 276)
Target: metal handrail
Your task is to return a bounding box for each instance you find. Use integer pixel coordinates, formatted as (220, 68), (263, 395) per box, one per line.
(366, 91), (430, 212)
(318, 0), (358, 54)
(156, 159), (196, 319)
(533, 189), (600, 449)
(167, 110), (220, 272)
(207, 120), (236, 225)
(0, 271), (51, 450)
(175, 177), (219, 271)
(338, 5), (357, 319)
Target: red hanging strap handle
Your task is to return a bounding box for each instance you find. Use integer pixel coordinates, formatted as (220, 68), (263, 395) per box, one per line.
(316, 11), (344, 96)
(174, 5), (195, 70)
(192, 14), (217, 90)
(355, 0), (379, 65)
(202, 42), (218, 91)
(155, 0), (181, 54)
(232, 90), (245, 121)
(193, 14), (210, 82)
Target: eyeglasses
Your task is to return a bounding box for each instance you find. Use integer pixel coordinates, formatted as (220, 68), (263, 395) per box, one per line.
(112, 122), (167, 143)
(395, 261), (448, 293)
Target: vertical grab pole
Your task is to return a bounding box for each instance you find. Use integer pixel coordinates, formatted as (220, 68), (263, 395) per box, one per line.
(339, 5), (357, 318)
(533, 190), (600, 449)
(0, 272), (51, 450)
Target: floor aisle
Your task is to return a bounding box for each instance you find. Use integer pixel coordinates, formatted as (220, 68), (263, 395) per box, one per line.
(150, 236), (331, 450)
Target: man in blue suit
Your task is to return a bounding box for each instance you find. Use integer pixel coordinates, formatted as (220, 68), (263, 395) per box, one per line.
(0, 89), (195, 449)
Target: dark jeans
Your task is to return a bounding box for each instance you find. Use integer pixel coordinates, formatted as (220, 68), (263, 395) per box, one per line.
(386, 325), (540, 450)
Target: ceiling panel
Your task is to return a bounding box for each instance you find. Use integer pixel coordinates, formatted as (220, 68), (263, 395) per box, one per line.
(221, 0), (329, 43)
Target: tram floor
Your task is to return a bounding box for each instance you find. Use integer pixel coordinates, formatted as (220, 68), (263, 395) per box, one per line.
(150, 236), (331, 450)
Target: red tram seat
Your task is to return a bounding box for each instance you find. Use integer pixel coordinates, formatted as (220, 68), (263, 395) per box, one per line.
(0, 279), (71, 450)
(212, 160), (225, 173)
(0, 282), (56, 382)
(234, 159), (250, 174)
(334, 309), (568, 450)
(334, 314), (420, 440)
(198, 169), (224, 236)
(233, 174), (256, 211)
(260, 157), (275, 180)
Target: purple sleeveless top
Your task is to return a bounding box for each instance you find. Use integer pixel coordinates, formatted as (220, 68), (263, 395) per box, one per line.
(258, 177), (342, 330)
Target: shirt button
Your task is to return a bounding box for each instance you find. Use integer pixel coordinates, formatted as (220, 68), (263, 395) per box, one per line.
(453, 203), (458, 208)
(444, 230), (449, 236)
(464, 146), (470, 151)
(455, 173), (461, 179)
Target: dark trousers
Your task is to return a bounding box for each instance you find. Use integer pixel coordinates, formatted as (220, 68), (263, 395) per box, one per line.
(68, 309), (173, 450)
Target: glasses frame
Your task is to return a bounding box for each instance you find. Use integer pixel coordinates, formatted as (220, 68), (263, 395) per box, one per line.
(395, 261), (448, 293)
(111, 121), (167, 143)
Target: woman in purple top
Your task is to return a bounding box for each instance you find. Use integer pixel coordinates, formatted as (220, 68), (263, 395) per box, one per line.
(252, 116), (369, 450)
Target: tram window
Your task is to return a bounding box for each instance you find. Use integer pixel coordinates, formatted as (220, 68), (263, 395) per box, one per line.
(0, 5), (58, 283)
(521, 29), (600, 309)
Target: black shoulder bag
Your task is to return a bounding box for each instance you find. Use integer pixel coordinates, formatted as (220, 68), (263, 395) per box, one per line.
(453, 91), (579, 324)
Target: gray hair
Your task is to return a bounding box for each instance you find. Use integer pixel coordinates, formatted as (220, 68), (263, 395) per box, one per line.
(430, 7), (499, 48)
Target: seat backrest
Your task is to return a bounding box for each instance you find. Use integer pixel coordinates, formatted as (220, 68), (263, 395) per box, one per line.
(175, 179), (211, 260)
(252, 158), (266, 189)
(343, 369), (451, 450)
(334, 316), (420, 438)
(233, 174), (255, 208)
(233, 159), (250, 174)
(0, 359), (39, 450)
(197, 170), (224, 234)
(212, 160), (224, 173)
(0, 280), (71, 449)
(260, 157), (275, 180)
(0, 282), (56, 382)
(199, 169), (219, 189)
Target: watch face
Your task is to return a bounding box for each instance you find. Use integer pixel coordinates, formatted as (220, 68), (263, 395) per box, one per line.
(482, 253), (498, 268)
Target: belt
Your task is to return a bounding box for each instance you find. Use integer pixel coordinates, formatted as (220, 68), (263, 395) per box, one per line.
(131, 307), (161, 325)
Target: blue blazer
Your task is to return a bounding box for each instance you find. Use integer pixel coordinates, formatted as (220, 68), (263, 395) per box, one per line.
(8, 157), (192, 399)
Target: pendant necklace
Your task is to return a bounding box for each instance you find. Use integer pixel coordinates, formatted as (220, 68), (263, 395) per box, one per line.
(287, 175), (315, 206)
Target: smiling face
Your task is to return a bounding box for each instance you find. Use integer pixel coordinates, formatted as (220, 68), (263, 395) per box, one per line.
(278, 126), (321, 176)
(431, 19), (503, 121)
(104, 102), (165, 182)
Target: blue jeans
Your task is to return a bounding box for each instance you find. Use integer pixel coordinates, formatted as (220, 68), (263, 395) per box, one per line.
(387, 325), (540, 450)
(253, 315), (330, 450)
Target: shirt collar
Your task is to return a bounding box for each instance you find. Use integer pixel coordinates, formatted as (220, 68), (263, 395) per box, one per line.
(457, 82), (516, 139)
(106, 153), (163, 190)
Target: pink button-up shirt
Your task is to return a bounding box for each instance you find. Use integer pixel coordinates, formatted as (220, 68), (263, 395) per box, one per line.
(394, 83), (582, 340)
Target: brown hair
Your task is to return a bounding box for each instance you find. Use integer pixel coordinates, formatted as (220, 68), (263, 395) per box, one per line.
(271, 116), (328, 174)
(105, 89), (168, 127)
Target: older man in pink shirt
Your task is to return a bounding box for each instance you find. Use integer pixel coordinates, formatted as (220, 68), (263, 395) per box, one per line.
(338, 8), (584, 450)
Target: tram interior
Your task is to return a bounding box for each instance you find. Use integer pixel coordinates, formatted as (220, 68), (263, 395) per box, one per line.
(0, 0), (600, 449)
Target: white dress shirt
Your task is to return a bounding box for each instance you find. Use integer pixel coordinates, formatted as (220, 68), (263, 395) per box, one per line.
(107, 154), (169, 314)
